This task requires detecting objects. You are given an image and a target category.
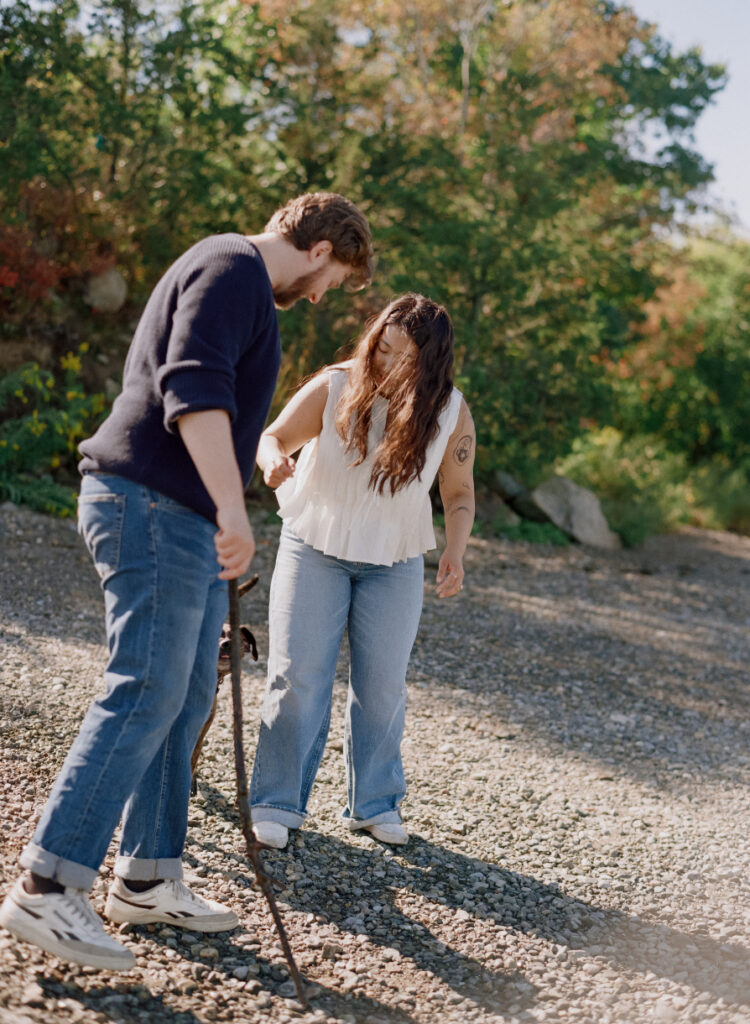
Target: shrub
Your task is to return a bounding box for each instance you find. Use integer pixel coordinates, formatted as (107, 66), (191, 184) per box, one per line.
(556, 427), (693, 546)
(0, 350), (107, 516)
(687, 462), (750, 535)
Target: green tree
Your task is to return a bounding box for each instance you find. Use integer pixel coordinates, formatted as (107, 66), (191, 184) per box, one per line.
(0, 0), (738, 533)
(261, 0), (725, 480)
(614, 236), (750, 470)
(0, 0), (291, 291)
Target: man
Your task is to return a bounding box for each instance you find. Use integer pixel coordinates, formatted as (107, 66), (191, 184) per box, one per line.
(0, 193), (374, 970)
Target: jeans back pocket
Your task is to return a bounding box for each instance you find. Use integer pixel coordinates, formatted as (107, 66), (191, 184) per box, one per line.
(78, 492), (126, 583)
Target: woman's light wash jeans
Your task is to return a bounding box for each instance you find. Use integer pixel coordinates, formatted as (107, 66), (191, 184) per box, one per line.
(20, 473), (227, 890)
(250, 528), (424, 831)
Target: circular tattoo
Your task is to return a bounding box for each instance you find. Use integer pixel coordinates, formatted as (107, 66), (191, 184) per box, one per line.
(454, 435), (472, 465)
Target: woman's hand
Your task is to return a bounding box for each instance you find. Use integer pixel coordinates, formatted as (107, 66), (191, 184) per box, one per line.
(255, 375), (329, 487)
(436, 548), (465, 598)
(263, 455), (296, 489)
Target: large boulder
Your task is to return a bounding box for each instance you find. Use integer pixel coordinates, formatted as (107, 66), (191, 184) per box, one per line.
(84, 267), (127, 313)
(507, 489), (551, 523)
(531, 476), (621, 549)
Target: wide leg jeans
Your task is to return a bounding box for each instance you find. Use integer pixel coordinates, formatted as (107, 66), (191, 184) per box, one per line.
(250, 528), (424, 830)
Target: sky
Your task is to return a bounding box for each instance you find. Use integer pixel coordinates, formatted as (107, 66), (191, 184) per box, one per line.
(625, 0), (750, 233)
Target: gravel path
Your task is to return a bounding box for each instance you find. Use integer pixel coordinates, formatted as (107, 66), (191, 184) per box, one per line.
(1, 501), (748, 1024)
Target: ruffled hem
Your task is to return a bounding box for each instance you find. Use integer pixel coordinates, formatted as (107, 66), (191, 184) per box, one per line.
(277, 493), (436, 566)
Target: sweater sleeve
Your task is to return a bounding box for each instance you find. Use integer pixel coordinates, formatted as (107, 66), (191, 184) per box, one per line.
(157, 253), (253, 433)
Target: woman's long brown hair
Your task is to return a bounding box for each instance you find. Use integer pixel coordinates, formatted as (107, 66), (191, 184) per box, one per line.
(334, 293), (455, 495)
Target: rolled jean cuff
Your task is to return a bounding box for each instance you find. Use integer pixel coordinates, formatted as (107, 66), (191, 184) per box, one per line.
(343, 809), (402, 830)
(251, 805), (306, 829)
(20, 842), (98, 891)
(114, 855), (183, 881)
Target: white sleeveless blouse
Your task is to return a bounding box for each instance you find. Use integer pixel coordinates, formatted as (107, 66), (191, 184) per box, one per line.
(275, 366), (463, 566)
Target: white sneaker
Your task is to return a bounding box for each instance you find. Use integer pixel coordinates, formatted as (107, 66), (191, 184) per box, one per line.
(365, 822), (409, 845)
(252, 821), (289, 849)
(0, 877), (135, 971)
(105, 878), (238, 932)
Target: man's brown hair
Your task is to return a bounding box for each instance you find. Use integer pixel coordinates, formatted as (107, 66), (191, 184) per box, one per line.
(265, 192), (374, 291)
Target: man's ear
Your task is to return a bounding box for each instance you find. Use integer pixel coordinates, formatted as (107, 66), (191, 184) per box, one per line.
(308, 239), (333, 264)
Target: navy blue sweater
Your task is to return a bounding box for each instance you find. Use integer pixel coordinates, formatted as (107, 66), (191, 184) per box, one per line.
(79, 234), (281, 522)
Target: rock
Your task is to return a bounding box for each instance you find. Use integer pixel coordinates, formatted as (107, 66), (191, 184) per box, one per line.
(531, 476), (621, 549)
(84, 267), (127, 313)
(507, 489), (552, 523)
(653, 997), (680, 1023)
(493, 470), (527, 500)
(475, 487), (521, 529)
(19, 982), (46, 1007)
(340, 971), (360, 992)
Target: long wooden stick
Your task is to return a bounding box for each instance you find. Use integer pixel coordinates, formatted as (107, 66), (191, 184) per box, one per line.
(228, 578), (308, 1008)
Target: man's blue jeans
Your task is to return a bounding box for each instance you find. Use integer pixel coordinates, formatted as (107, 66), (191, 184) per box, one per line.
(20, 473), (227, 890)
(250, 528), (424, 830)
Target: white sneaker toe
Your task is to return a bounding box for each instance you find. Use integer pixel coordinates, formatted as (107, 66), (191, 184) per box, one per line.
(252, 821), (289, 849)
(364, 823), (409, 845)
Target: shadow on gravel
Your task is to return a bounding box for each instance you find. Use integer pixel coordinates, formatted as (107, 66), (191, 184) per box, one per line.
(119, 929), (415, 1024)
(260, 831), (532, 1015)
(245, 831), (750, 1013)
(179, 819), (534, 1016)
(25, 939), (417, 1024)
(397, 837), (748, 1009)
(32, 975), (203, 1023)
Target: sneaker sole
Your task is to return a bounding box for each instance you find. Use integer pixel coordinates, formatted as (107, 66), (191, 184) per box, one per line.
(104, 898), (238, 932)
(0, 901), (135, 971)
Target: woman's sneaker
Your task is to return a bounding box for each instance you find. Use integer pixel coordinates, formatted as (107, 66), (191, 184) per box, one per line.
(0, 877), (135, 971)
(252, 821), (289, 849)
(364, 822), (409, 845)
(105, 878), (238, 932)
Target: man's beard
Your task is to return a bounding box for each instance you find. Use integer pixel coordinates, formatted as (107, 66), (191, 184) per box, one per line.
(272, 267), (325, 310)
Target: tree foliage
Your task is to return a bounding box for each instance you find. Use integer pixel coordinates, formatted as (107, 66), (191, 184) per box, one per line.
(0, 0), (743, 533)
(612, 236), (750, 471)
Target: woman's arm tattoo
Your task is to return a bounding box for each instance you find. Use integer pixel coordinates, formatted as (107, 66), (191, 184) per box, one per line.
(445, 503), (472, 517)
(453, 434), (473, 465)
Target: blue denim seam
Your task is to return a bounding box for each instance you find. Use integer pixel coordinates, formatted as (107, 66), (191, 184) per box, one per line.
(151, 722), (172, 862)
(300, 702), (332, 811)
(344, 706), (356, 812)
(146, 497), (169, 860)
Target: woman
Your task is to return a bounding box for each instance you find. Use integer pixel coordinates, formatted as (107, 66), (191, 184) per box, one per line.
(250, 293), (475, 848)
